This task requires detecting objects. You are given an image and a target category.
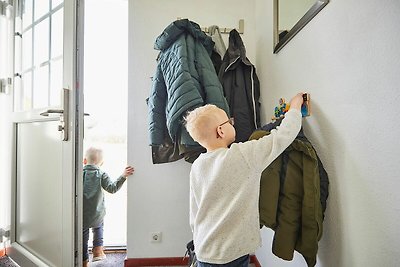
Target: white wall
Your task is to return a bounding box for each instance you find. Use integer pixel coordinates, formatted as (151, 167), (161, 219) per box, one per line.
(255, 0), (400, 266)
(127, 0), (256, 258)
(128, 0), (400, 265)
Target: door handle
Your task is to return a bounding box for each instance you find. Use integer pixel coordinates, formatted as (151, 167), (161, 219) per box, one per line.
(40, 110), (89, 116)
(40, 109), (68, 138)
(39, 109), (64, 116)
(39, 89), (70, 141)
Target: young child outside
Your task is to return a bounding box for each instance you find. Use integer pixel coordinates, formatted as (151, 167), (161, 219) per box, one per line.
(82, 147), (134, 267)
(185, 93), (304, 266)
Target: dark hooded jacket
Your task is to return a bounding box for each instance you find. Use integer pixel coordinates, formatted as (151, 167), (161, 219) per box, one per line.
(219, 29), (261, 142)
(148, 19), (229, 163)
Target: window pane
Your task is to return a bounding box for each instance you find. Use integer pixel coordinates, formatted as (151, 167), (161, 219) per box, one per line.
(22, 29), (32, 71)
(34, 18), (49, 66)
(51, 9), (63, 59)
(14, 30), (22, 73)
(22, 0), (33, 29)
(22, 71), (33, 110)
(33, 65), (49, 109)
(50, 59), (62, 106)
(52, 0), (63, 8)
(0, 16), (6, 75)
(34, 0), (50, 21)
(14, 77), (22, 111)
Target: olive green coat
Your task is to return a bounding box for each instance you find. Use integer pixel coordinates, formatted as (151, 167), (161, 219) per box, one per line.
(250, 130), (327, 267)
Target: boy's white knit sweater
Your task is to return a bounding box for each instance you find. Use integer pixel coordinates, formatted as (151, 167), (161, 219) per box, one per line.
(190, 109), (302, 264)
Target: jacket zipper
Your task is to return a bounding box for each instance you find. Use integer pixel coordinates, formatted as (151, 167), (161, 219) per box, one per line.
(250, 66), (257, 128)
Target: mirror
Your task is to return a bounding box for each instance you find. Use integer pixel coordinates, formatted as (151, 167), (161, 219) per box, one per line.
(273, 0), (329, 53)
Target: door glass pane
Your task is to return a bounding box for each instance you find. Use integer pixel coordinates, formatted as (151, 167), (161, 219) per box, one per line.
(52, 0), (63, 8)
(22, 71), (32, 110)
(33, 65), (49, 109)
(22, 0), (33, 30)
(33, 18), (49, 67)
(16, 0), (63, 112)
(51, 9), (63, 59)
(14, 77), (22, 111)
(50, 59), (62, 106)
(14, 27), (22, 72)
(34, 0), (50, 21)
(22, 29), (32, 71)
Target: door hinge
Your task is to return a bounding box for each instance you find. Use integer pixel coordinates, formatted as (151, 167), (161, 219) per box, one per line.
(0, 0), (12, 16)
(0, 77), (12, 94)
(0, 1), (6, 16)
(0, 227), (10, 242)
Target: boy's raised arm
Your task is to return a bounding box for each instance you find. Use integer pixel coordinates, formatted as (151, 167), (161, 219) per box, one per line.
(237, 93), (304, 171)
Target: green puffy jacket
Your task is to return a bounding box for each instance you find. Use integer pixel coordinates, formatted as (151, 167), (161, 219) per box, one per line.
(148, 19), (229, 147)
(250, 129), (328, 267)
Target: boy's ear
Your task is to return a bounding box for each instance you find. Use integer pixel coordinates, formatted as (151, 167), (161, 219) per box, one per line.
(216, 126), (225, 139)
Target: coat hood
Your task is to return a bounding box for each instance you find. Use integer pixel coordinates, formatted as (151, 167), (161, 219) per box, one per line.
(223, 29), (252, 66)
(154, 19), (214, 54)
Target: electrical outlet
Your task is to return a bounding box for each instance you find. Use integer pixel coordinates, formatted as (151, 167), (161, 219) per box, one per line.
(150, 232), (162, 243)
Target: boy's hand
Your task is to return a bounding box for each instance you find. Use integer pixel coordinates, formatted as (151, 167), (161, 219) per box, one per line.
(122, 166), (135, 178)
(289, 92), (304, 111)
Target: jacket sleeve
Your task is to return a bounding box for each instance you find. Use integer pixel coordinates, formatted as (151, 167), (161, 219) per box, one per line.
(271, 150), (303, 261)
(148, 64), (168, 145)
(159, 38), (204, 141)
(101, 172), (126, 194)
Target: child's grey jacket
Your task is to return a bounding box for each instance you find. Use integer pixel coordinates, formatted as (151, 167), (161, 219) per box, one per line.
(83, 164), (126, 229)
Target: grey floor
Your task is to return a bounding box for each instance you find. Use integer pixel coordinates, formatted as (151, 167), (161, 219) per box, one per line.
(88, 251), (187, 267)
(88, 251), (126, 267)
(0, 253), (128, 267)
(0, 256), (19, 267)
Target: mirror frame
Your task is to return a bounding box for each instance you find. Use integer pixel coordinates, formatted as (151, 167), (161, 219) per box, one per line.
(273, 0), (329, 53)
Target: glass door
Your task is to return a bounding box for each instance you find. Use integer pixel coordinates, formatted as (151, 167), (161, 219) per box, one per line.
(7, 0), (84, 266)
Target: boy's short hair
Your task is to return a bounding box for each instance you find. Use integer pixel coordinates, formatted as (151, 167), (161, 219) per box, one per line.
(184, 104), (221, 143)
(85, 147), (103, 165)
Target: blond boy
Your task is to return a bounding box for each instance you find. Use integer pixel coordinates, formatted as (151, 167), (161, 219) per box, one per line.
(185, 93), (304, 266)
(83, 147), (134, 267)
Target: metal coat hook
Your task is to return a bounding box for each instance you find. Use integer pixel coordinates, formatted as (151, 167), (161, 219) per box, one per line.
(176, 18), (245, 34)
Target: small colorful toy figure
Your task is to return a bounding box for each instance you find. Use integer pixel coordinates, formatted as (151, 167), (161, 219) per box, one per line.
(273, 93), (311, 120)
(273, 98), (290, 119)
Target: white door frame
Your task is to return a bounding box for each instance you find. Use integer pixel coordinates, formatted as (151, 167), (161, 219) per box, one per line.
(6, 0), (84, 266)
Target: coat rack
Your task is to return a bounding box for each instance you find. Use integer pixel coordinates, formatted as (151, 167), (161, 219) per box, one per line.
(177, 18), (245, 34)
